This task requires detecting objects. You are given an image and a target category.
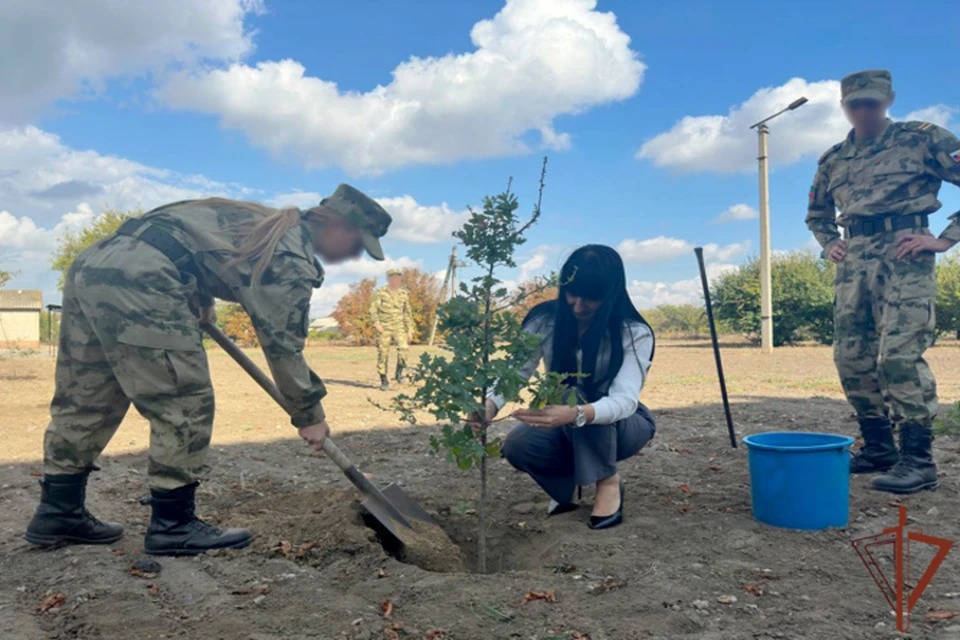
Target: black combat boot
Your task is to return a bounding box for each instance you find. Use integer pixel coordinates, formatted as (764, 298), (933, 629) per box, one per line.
(380, 374), (390, 391)
(143, 482), (251, 556)
(850, 417), (899, 474)
(395, 364), (405, 384)
(24, 472), (124, 546)
(871, 424), (938, 494)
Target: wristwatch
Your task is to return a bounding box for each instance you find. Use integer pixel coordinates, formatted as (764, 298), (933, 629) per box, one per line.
(574, 405), (587, 428)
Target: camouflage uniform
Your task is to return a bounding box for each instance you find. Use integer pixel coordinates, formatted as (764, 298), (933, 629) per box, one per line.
(370, 271), (414, 380)
(806, 69), (960, 492)
(47, 198), (326, 490)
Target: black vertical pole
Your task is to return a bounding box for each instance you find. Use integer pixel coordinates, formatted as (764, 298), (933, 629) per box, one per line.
(695, 248), (737, 449)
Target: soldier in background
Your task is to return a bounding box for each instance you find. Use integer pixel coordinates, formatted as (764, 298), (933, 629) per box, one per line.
(370, 268), (414, 391)
(26, 185), (391, 554)
(807, 69), (960, 494)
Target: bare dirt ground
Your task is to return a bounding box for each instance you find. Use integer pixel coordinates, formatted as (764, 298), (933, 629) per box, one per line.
(1, 340), (959, 640)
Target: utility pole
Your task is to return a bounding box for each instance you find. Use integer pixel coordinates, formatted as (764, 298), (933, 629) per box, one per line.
(428, 245), (467, 346)
(749, 96), (808, 354)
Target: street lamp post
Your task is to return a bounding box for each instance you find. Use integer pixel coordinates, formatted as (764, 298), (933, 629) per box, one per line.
(749, 96), (808, 354)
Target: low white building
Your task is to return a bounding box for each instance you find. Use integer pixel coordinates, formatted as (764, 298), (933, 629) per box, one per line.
(309, 316), (341, 333)
(0, 290), (42, 349)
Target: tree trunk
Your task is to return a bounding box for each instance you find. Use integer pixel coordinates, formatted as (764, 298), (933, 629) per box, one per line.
(478, 445), (488, 573)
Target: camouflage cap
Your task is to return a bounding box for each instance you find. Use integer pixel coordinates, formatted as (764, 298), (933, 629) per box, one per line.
(841, 69), (892, 104)
(313, 184), (392, 260)
(386, 268), (403, 277)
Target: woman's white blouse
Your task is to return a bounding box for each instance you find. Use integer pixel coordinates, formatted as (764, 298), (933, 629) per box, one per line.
(488, 316), (653, 425)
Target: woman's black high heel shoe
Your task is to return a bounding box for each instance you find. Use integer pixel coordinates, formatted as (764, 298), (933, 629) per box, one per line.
(588, 480), (624, 530)
(547, 486), (582, 517)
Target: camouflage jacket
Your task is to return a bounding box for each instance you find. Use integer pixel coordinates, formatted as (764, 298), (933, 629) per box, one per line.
(806, 119), (960, 252)
(137, 198), (327, 428)
(369, 286), (413, 334)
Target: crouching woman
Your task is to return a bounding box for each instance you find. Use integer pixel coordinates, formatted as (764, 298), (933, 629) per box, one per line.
(478, 245), (656, 530)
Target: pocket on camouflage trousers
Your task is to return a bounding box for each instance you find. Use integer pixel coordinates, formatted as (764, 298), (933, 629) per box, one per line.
(115, 326), (209, 398)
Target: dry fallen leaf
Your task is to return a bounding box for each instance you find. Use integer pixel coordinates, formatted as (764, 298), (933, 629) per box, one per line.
(231, 585), (270, 596)
(589, 579), (623, 594)
(111, 550), (126, 557)
(296, 542), (318, 557)
(679, 484), (693, 494)
(744, 584), (765, 597)
(37, 593), (66, 613)
(708, 465), (724, 472)
(926, 610), (958, 621)
(678, 505), (694, 513)
(380, 600), (394, 618)
(129, 568), (158, 579)
(279, 540), (292, 556)
(717, 595), (738, 605)
(29, 470), (42, 477)
(383, 622), (403, 639)
(520, 589), (557, 605)
(148, 584), (160, 596)
(425, 630), (448, 639)
(377, 568), (388, 579)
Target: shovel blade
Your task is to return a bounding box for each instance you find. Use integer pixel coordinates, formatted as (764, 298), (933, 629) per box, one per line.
(360, 483), (439, 548)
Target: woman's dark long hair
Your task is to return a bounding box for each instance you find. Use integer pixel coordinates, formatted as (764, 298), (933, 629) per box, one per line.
(522, 245), (654, 403)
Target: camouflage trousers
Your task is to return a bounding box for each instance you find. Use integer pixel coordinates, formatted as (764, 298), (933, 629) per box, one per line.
(833, 227), (938, 426)
(376, 326), (408, 376)
(44, 235), (214, 490)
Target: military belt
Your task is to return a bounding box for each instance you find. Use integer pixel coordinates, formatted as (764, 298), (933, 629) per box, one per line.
(844, 214), (928, 239)
(115, 217), (203, 285)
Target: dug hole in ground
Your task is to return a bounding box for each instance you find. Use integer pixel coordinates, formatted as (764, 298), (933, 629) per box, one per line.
(1, 342), (959, 640)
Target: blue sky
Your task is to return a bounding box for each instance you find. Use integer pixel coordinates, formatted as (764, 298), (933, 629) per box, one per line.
(1, 0), (958, 314)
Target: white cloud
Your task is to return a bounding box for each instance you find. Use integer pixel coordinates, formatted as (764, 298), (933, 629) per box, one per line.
(636, 75), (959, 175)
(629, 263), (738, 310)
(159, 0), (645, 175)
(0, 0), (264, 124)
(617, 237), (751, 265)
(0, 126), (253, 226)
(0, 205), (96, 252)
(375, 196), (469, 244)
(518, 244), (560, 281)
(267, 191), (468, 245)
(310, 282), (350, 317)
(266, 191), (323, 210)
(323, 256), (421, 280)
(636, 78), (847, 173)
(711, 203), (758, 225)
(903, 104), (957, 129)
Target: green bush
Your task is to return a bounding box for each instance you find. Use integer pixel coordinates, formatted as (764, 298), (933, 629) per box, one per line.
(712, 252), (836, 346)
(936, 252), (960, 339)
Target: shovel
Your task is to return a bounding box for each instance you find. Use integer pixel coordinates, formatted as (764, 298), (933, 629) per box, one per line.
(202, 322), (437, 549)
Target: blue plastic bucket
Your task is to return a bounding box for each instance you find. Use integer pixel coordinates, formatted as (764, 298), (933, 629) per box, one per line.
(742, 432), (855, 530)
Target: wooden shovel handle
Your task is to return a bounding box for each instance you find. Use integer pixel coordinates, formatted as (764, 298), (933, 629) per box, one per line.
(201, 322), (356, 475)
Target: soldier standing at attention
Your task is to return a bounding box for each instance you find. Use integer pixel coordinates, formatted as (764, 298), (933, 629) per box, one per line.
(807, 69), (960, 494)
(370, 268), (414, 391)
(25, 184), (392, 554)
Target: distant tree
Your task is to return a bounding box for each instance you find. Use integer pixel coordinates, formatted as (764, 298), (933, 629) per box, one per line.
(216, 302), (258, 347)
(332, 278), (378, 346)
(936, 252), (960, 340)
(505, 278), (558, 321)
(402, 267), (444, 344)
(51, 209), (140, 290)
(645, 304), (708, 338)
(0, 253), (16, 288)
(333, 269), (444, 346)
(712, 252), (835, 346)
